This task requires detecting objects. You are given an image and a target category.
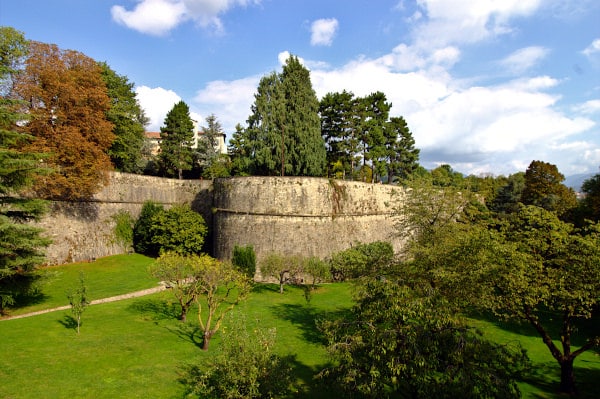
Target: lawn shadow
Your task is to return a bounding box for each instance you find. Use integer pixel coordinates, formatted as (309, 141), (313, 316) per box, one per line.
(286, 356), (345, 399)
(57, 315), (78, 332)
(269, 302), (351, 345)
(166, 323), (204, 349)
(126, 298), (181, 322)
(520, 360), (600, 399)
(251, 283), (280, 294)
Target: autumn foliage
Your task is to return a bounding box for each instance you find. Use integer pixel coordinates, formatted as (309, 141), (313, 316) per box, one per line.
(13, 41), (114, 200)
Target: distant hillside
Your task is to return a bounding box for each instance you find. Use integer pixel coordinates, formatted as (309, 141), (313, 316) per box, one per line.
(565, 173), (595, 192)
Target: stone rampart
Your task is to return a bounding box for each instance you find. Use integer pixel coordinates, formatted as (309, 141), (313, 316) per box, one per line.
(36, 173), (406, 266)
(212, 177), (406, 264)
(38, 173), (212, 265)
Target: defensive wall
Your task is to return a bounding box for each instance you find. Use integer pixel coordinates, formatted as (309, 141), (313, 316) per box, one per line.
(37, 172), (406, 265)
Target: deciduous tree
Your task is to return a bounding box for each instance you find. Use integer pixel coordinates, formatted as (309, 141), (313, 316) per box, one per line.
(158, 100), (194, 179)
(260, 253), (303, 294)
(13, 41), (115, 200)
(580, 170), (600, 222)
(521, 160), (577, 217)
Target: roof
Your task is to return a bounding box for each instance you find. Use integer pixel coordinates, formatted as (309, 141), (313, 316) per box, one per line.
(145, 132), (161, 139)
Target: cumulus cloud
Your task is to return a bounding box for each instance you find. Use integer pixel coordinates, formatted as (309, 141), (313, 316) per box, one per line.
(193, 76), (260, 134)
(135, 86), (182, 130)
(412, 0), (542, 48)
(111, 0), (187, 36)
(499, 46), (550, 74)
(582, 38), (600, 56)
(310, 18), (339, 46)
(111, 0), (260, 35)
(575, 99), (600, 114)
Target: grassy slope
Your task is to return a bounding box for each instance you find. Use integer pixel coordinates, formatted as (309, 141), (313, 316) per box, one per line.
(1, 255), (598, 398)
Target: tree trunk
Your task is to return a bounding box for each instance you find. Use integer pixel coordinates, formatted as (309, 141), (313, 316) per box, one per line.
(179, 308), (187, 322)
(202, 331), (212, 351)
(559, 359), (577, 395)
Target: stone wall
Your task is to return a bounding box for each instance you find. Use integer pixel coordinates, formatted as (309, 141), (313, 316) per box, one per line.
(212, 177), (406, 266)
(37, 173), (213, 265)
(37, 173), (406, 266)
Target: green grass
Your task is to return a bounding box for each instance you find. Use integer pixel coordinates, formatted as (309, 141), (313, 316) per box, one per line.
(8, 254), (160, 316)
(1, 256), (599, 398)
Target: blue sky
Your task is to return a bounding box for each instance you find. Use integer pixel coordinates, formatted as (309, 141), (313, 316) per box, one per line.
(2, 0), (599, 177)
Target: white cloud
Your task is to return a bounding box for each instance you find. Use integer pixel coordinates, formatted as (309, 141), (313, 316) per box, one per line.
(499, 46), (549, 74)
(413, 0), (542, 48)
(111, 0), (260, 35)
(135, 86), (182, 130)
(582, 38), (600, 56)
(574, 99), (600, 114)
(111, 0), (187, 36)
(193, 76), (260, 134)
(310, 18), (339, 46)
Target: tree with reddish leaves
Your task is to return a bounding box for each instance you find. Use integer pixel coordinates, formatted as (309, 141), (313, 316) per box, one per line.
(12, 41), (114, 200)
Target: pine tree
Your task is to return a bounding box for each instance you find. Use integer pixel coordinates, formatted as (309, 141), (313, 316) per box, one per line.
(99, 62), (149, 173)
(384, 116), (420, 183)
(158, 101), (195, 179)
(0, 27), (50, 313)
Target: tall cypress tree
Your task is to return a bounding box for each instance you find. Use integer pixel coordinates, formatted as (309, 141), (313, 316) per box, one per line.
(158, 101), (195, 179)
(246, 55), (326, 176)
(0, 27), (50, 313)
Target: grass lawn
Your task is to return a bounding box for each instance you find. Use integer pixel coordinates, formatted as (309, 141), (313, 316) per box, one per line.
(6, 254), (161, 316)
(1, 255), (599, 398)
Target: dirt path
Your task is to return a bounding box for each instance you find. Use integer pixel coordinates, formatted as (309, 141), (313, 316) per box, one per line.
(0, 284), (168, 321)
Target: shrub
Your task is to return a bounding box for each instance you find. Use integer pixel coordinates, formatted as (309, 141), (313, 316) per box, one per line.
(329, 241), (395, 281)
(232, 245), (256, 279)
(133, 201), (164, 256)
(182, 314), (294, 398)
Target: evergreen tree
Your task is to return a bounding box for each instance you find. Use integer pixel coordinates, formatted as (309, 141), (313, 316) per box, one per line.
(356, 92), (391, 182)
(228, 123), (255, 176)
(247, 55), (326, 176)
(384, 116), (420, 183)
(158, 101), (195, 179)
(580, 170), (600, 222)
(197, 113), (224, 178)
(0, 27), (50, 313)
(319, 90), (359, 179)
(99, 62), (149, 173)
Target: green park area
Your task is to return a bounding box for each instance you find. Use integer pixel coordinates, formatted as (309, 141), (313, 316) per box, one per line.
(1, 254), (598, 398)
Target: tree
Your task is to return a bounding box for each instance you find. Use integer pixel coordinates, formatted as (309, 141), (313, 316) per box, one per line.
(580, 170), (600, 222)
(182, 313), (293, 398)
(132, 200), (164, 257)
(521, 160), (577, 217)
(0, 27), (51, 314)
(149, 204), (207, 255)
(383, 116), (420, 183)
(150, 251), (203, 322)
(227, 123), (255, 176)
(99, 62), (148, 173)
(247, 55), (326, 176)
(398, 181), (600, 395)
(260, 253), (303, 294)
(319, 277), (528, 399)
(158, 100), (195, 179)
(329, 241), (395, 281)
(12, 40), (115, 200)
(356, 92), (391, 183)
(303, 256), (330, 288)
(490, 172), (525, 214)
(196, 113), (223, 178)
(66, 271), (90, 334)
(320, 90), (360, 179)
(194, 255), (251, 350)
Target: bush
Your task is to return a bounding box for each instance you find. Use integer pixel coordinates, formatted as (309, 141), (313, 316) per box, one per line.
(133, 201), (164, 256)
(232, 245), (256, 279)
(149, 204), (207, 255)
(182, 314), (294, 398)
(329, 241), (395, 281)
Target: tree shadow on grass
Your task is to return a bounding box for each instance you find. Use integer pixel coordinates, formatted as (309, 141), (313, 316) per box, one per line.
(251, 283), (280, 294)
(166, 323), (204, 350)
(57, 315), (78, 332)
(520, 360), (600, 399)
(126, 298), (181, 322)
(269, 303), (351, 345)
(286, 356), (345, 399)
